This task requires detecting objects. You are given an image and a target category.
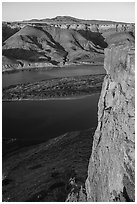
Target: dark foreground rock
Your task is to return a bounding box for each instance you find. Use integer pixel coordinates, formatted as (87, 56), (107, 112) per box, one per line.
(85, 38), (135, 201)
(3, 128), (95, 202)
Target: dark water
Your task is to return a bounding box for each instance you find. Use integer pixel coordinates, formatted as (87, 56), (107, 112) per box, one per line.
(3, 94), (100, 154)
(3, 66), (102, 202)
(2, 65), (105, 88)
(2, 65), (104, 154)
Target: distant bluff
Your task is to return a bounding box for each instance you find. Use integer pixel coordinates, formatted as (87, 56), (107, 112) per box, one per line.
(2, 16), (134, 72)
(3, 16), (135, 35)
(2, 24), (105, 71)
(16, 16), (135, 33)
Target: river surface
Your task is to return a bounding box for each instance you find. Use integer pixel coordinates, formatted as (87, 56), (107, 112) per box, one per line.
(3, 94), (100, 154)
(2, 65), (104, 154)
(2, 64), (105, 88)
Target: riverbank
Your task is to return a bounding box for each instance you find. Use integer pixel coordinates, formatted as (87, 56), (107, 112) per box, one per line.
(2, 62), (104, 74)
(3, 74), (105, 101)
(2, 93), (98, 102)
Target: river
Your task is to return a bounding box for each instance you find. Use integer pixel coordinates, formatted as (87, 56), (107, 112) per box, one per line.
(2, 64), (105, 88)
(2, 65), (104, 154)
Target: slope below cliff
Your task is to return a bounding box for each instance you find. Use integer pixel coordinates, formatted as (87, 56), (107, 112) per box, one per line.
(85, 37), (135, 201)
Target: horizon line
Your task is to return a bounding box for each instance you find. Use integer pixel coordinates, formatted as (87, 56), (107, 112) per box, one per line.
(2, 15), (135, 24)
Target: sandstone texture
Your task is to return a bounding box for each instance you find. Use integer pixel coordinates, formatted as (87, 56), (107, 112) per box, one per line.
(85, 39), (135, 201)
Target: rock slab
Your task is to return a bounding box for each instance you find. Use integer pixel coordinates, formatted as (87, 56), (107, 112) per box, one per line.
(85, 39), (135, 202)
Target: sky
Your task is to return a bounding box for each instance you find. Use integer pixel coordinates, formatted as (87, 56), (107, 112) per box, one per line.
(2, 2), (135, 23)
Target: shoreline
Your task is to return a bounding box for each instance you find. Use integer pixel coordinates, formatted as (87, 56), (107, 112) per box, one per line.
(2, 92), (100, 102)
(2, 62), (104, 74)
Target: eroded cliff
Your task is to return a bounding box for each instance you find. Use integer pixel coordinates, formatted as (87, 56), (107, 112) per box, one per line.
(3, 18), (135, 72)
(85, 38), (135, 201)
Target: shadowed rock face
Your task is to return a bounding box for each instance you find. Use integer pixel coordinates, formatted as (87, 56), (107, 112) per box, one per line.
(85, 37), (135, 201)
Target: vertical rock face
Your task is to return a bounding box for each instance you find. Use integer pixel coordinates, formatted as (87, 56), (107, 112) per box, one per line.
(86, 39), (135, 202)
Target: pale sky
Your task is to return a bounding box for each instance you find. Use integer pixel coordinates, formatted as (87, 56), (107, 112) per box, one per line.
(2, 2), (135, 23)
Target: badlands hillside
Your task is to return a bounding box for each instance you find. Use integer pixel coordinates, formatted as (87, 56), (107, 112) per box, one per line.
(2, 16), (135, 71)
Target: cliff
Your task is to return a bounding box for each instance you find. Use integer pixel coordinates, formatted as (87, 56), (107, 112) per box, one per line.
(53, 23), (134, 33)
(85, 37), (135, 201)
(5, 20), (134, 33)
(20, 16), (134, 33)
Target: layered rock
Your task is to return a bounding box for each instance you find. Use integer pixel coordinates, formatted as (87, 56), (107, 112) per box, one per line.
(85, 37), (135, 201)
(50, 23), (134, 33)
